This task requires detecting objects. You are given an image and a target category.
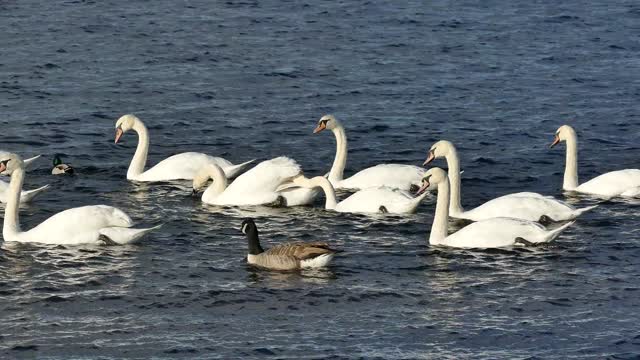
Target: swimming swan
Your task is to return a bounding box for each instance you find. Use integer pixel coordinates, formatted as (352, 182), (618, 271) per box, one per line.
(114, 114), (254, 182)
(277, 174), (430, 214)
(0, 152), (159, 245)
(424, 140), (597, 222)
(551, 124), (640, 197)
(314, 114), (424, 191)
(193, 156), (315, 206)
(419, 168), (574, 248)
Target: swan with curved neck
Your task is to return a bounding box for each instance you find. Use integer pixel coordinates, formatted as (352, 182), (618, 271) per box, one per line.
(420, 168), (574, 248)
(114, 114), (254, 182)
(0, 152), (159, 245)
(0, 154), (49, 203)
(193, 156), (316, 206)
(277, 174), (430, 214)
(551, 125), (640, 197)
(314, 114), (424, 191)
(424, 140), (597, 222)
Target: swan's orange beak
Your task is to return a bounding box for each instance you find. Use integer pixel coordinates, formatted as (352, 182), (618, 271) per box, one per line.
(550, 135), (560, 148)
(415, 178), (430, 196)
(313, 122), (326, 134)
(115, 128), (124, 144)
(423, 151), (435, 166)
(0, 162), (6, 173)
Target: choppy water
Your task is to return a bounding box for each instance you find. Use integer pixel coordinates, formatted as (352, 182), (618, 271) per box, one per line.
(1, 0), (640, 358)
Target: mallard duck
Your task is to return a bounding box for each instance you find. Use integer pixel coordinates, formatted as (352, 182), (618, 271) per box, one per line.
(52, 155), (74, 175)
(240, 218), (337, 270)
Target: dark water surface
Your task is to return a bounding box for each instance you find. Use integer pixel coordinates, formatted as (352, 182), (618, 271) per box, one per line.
(2, 0), (640, 358)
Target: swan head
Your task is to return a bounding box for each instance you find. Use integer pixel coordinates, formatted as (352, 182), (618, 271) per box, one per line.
(240, 218), (257, 235)
(423, 140), (455, 165)
(416, 167), (447, 195)
(192, 170), (211, 195)
(114, 114), (139, 144)
(314, 114), (340, 134)
(0, 152), (24, 175)
(550, 125), (576, 148)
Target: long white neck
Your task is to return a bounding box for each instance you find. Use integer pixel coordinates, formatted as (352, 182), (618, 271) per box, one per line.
(429, 179), (450, 245)
(309, 177), (338, 210)
(3, 167), (24, 240)
(127, 119), (150, 179)
(202, 164), (229, 200)
(444, 147), (464, 215)
(328, 125), (348, 183)
(563, 132), (579, 190)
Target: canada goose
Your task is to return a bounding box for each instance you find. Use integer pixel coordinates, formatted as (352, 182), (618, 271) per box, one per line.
(240, 218), (338, 270)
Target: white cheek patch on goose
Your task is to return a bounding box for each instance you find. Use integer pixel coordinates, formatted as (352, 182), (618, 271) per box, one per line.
(241, 223), (249, 234)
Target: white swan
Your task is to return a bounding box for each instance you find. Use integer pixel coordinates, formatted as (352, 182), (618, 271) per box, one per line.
(424, 140), (597, 222)
(314, 115), (424, 191)
(0, 154), (49, 203)
(277, 174), (430, 214)
(0, 153), (159, 245)
(193, 156), (316, 206)
(115, 114), (254, 182)
(420, 168), (574, 248)
(551, 124), (640, 197)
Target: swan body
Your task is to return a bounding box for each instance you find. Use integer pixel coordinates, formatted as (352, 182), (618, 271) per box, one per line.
(551, 125), (640, 197)
(195, 156), (315, 206)
(421, 168), (574, 248)
(241, 218), (337, 270)
(424, 140), (596, 222)
(315, 115), (424, 191)
(0, 153), (158, 245)
(277, 175), (429, 214)
(0, 155), (48, 203)
(115, 114), (254, 182)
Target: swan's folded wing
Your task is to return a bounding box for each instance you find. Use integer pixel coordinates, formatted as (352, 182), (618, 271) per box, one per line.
(26, 205), (133, 236)
(223, 156), (302, 195)
(339, 164), (424, 191)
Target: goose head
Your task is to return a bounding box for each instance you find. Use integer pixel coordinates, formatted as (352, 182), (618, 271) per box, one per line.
(550, 125), (576, 148)
(114, 114), (139, 144)
(313, 114), (340, 134)
(241, 218), (264, 255)
(416, 167), (447, 195)
(423, 140), (454, 166)
(0, 153), (24, 175)
(241, 218), (257, 235)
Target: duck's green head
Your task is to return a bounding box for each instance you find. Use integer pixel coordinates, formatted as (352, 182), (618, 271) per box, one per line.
(53, 155), (63, 167)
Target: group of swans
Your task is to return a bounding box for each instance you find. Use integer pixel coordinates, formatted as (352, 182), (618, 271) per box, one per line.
(2, 115), (638, 258)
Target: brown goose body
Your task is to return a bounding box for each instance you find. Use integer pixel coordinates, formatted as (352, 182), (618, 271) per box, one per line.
(241, 219), (337, 271)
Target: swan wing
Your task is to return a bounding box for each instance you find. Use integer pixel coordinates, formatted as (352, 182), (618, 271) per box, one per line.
(441, 217), (549, 248)
(335, 186), (415, 214)
(338, 164), (424, 191)
(576, 169), (640, 197)
(214, 157), (301, 205)
(137, 152), (234, 181)
(461, 194), (577, 222)
(20, 205), (134, 244)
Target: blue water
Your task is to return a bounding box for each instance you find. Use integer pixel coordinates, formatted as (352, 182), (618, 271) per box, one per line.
(2, 0), (640, 358)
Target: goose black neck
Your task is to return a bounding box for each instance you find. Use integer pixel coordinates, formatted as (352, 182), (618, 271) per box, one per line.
(246, 228), (264, 255)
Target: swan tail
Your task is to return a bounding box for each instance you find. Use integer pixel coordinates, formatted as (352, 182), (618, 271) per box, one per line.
(100, 224), (162, 245)
(20, 184), (50, 202)
(224, 159), (256, 179)
(543, 220), (575, 243)
(571, 204), (599, 218)
(23, 155), (42, 170)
